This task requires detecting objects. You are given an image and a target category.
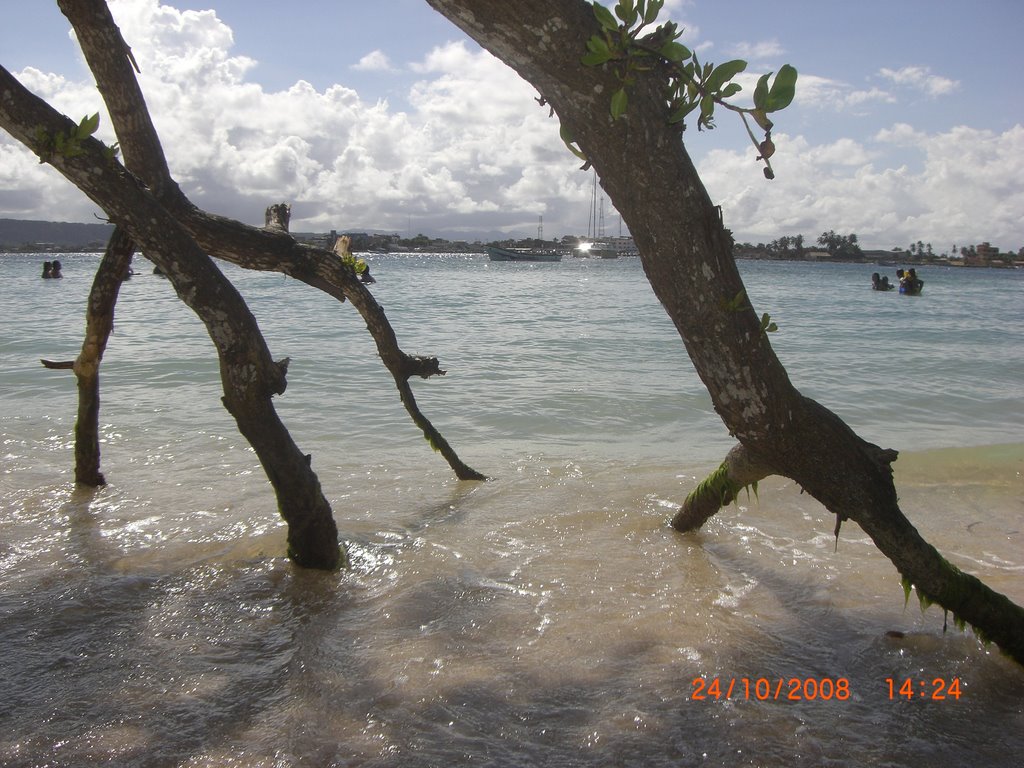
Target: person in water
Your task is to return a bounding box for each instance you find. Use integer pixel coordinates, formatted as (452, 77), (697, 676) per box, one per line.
(49, 260), (63, 278)
(41, 261), (52, 278)
(871, 272), (892, 291)
(898, 267), (923, 295)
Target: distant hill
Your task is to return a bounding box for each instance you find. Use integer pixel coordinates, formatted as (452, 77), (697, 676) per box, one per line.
(0, 218), (115, 251)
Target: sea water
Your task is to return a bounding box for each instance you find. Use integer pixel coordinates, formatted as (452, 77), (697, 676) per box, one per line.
(0, 252), (1021, 767)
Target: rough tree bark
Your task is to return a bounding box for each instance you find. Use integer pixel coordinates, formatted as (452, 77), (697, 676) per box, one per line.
(425, 0), (1024, 663)
(69, 227), (135, 486)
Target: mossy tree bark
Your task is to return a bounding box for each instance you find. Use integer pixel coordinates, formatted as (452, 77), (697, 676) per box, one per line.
(426, 0), (1024, 664)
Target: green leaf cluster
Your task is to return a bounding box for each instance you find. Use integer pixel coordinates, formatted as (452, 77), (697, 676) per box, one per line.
(582, 1), (669, 121)
(581, 1), (798, 179)
(759, 312), (779, 334)
(33, 113), (120, 164)
(339, 253), (368, 275)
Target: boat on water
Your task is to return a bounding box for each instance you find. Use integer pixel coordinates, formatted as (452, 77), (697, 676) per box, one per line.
(574, 238), (639, 259)
(575, 170), (639, 259)
(487, 245), (562, 262)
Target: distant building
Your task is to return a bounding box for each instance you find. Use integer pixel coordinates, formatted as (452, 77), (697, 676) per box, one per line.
(976, 242), (999, 259)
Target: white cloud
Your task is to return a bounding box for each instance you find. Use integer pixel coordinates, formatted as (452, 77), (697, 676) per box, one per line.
(1, 0), (588, 237)
(879, 66), (959, 97)
(699, 124), (1024, 250)
(1, 0), (1018, 253)
(795, 74), (896, 111)
(352, 50), (394, 73)
(728, 39), (785, 61)
(875, 122), (926, 146)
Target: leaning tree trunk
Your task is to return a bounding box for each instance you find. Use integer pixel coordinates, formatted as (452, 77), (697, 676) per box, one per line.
(57, 0), (484, 482)
(0, 64), (342, 569)
(426, 0), (1024, 663)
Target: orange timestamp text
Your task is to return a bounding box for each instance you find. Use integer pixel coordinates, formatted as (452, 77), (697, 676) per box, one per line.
(690, 676), (851, 702)
(885, 677), (962, 700)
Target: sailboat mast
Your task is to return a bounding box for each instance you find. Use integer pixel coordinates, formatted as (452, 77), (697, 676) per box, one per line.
(588, 171), (597, 240)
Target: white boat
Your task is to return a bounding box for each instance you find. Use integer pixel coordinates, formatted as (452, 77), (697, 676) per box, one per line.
(577, 171), (638, 258)
(487, 245), (562, 262)
(574, 237), (639, 259)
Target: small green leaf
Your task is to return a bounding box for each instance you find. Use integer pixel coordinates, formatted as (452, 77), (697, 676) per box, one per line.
(704, 59), (747, 94)
(593, 2), (619, 31)
(668, 99), (698, 124)
(614, 0), (637, 26)
(659, 41), (691, 63)
(643, 0), (664, 24)
(698, 93), (715, 128)
(78, 112), (100, 138)
(583, 35), (614, 66)
(720, 82), (742, 99)
(765, 64), (798, 111)
(559, 123), (588, 161)
(610, 87), (629, 119)
(721, 288), (747, 312)
(753, 72), (771, 110)
(586, 35), (610, 54)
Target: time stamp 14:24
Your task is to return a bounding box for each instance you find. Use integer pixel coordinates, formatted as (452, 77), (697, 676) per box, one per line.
(689, 677), (963, 701)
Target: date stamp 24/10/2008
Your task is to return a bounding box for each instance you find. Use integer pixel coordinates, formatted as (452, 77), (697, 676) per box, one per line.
(689, 677), (963, 702)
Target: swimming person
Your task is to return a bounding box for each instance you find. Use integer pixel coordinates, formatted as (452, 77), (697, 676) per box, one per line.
(898, 267), (923, 295)
(49, 260), (63, 278)
(41, 261), (52, 278)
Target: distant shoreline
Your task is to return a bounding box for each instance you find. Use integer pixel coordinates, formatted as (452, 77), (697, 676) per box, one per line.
(4, 246), (1019, 271)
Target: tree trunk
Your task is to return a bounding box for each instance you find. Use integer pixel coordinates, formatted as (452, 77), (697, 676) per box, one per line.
(0, 64), (342, 569)
(426, 0), (1024, 664)
(40, 228), (134, 486)
(73, 226), (135, 486)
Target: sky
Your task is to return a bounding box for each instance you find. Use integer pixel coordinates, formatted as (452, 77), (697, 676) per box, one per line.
(1, 0), (1023, 251)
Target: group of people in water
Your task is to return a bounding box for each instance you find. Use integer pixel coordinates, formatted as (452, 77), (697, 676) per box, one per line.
(40, 260), (63, 279)
(872, 268), (923, 295)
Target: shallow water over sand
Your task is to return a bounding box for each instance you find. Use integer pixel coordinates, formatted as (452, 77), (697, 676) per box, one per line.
(1, 253), (1022, 766)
